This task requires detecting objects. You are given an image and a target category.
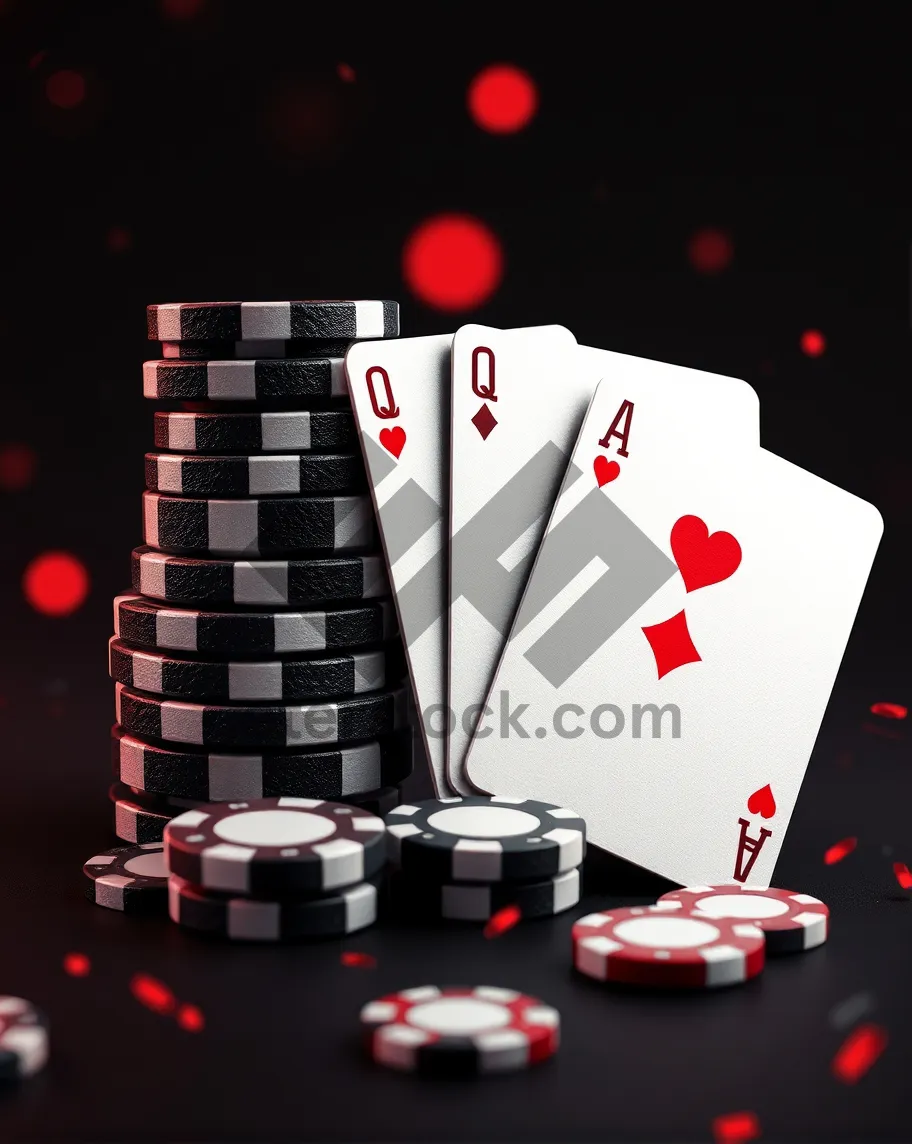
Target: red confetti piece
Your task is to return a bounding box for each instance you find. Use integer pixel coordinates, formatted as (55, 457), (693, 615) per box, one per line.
(403, 214), (503, 312)
(800, 329), (826, 357)
(687, 228), (733, 275)
(176, 1003), (205, 1032)
(870, 702), (907, 720)
(29, 51), (48, 71)
(893, 862), (912, 890)
(712, 1111), (761, 1144)
(340, 951), (376, 968)
(467, 64), (538, 134)
(483, 905), (521, 938)
(45, 69), (86, 110)
(23, 551), (90, 616)
(824, 837), (857, 865)
(832, 1024), (888, 1083)
(130, 973), (176, 1016)
(63, 951), (91, 977)
(336, 63), (356, 83)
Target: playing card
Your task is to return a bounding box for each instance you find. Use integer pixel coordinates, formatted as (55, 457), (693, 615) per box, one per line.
(346, 334), (454, 796)
(447, 330), (762, 796)
(465, 378), (883, 887)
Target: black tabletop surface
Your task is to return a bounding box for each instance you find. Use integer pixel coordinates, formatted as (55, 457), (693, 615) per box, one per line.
(0, 655), (908, 1143)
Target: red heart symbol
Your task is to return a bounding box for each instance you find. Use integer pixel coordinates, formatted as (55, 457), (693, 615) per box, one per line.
(747, 784), (776, 819)
(593, 456), (621, 487)
(379, 425), (406, 459)
(671, 515), (741, 593)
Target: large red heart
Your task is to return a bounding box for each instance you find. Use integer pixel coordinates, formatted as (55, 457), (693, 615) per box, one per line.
(670, 514), (741, 593)
(747, 783), (776, 819)
(593, 456), (621, 487)
(379, 425), (406, 459)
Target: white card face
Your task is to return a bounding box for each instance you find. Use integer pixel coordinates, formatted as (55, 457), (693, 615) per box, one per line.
(346, 334), (454, 796)
(447, 331), (762, 796)
(466, 379), (883, 887)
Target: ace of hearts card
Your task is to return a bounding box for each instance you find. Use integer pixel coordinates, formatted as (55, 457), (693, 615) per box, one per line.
(465, 378), (882, 887)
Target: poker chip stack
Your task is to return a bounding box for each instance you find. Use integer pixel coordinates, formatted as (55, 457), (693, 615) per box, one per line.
(105, 300), (414, 854)
(164, 797), (388, 940)
(571, 883), (831, 990)
(383, 795), (587, 922)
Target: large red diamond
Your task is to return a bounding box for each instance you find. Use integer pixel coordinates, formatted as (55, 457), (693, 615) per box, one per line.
(641, 609), (701, 680)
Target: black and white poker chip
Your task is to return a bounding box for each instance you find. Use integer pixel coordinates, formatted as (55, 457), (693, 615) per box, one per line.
(389, 868), (581, 922)
(0, 997), (49, 1081)
(108, 636), (389, 701)
(115, 682), (406, 748)
(159, 338), (359, 360)
(361, 986), (560, 1076)
(168, 873), (379, 940)
(112, 787), (175, 844)
(111, 726), (413, 801)
(147, 300), (399, 342)
(153, 409), (357, 454)
(144, 452), (366, 497)
(83, 843), (169, 914)
(143, 356), (348, 401)
(164, 796), (387, 894)
(385, 797), (586, 883)
(114, 594), (395, 656)
(130, 547), (390, 607)
(142, 491), (374, 556)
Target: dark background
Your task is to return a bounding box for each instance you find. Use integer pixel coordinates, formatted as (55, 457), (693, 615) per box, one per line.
(0, 4), (910, 1141)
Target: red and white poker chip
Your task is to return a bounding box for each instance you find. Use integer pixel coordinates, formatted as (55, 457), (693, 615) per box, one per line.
(572, 901), (766, 989)
(360, 985), (560, 1075)
(657, 884), (829, 954)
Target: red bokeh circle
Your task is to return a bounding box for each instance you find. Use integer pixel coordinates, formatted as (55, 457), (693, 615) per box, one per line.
(468, 64), (538, 134)
(402, 214), (504, 311)
(46, 70), (86, 110)
(801, 329), (826, 357)
(687, 228), (733, 274)
(23, 551), (90, 616)
(0, 443), (38, 490)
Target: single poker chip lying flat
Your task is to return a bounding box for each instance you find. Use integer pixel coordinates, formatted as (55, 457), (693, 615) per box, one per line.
(657, 884), (830, 955)
(572, 901), (766, 989)
(361, 986), (560, 1076)
(164, 796), (387, 894)
(143, 491), (374, 556)
(111, 725), (413, 801)
(148, 300), (399, 342)
(131, 546), (389, 607)
(0, 997), (49, 1082)
(159, 338), (360, 360)
(115, 683), (406, 748)
(168, 874), (379, 940)
(145, 452), (366, 497)
(108, 636), (389, 701)
(114, 594), (395, 656)
(83, 843), (169, 914)
(143, 356), (348, 401)
(154, 409), (357, 454)
(384, 796), (586, 884)
(390, 868), (580, 922)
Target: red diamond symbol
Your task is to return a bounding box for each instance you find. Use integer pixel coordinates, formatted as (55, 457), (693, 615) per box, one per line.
(471, 403), (498, 440)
